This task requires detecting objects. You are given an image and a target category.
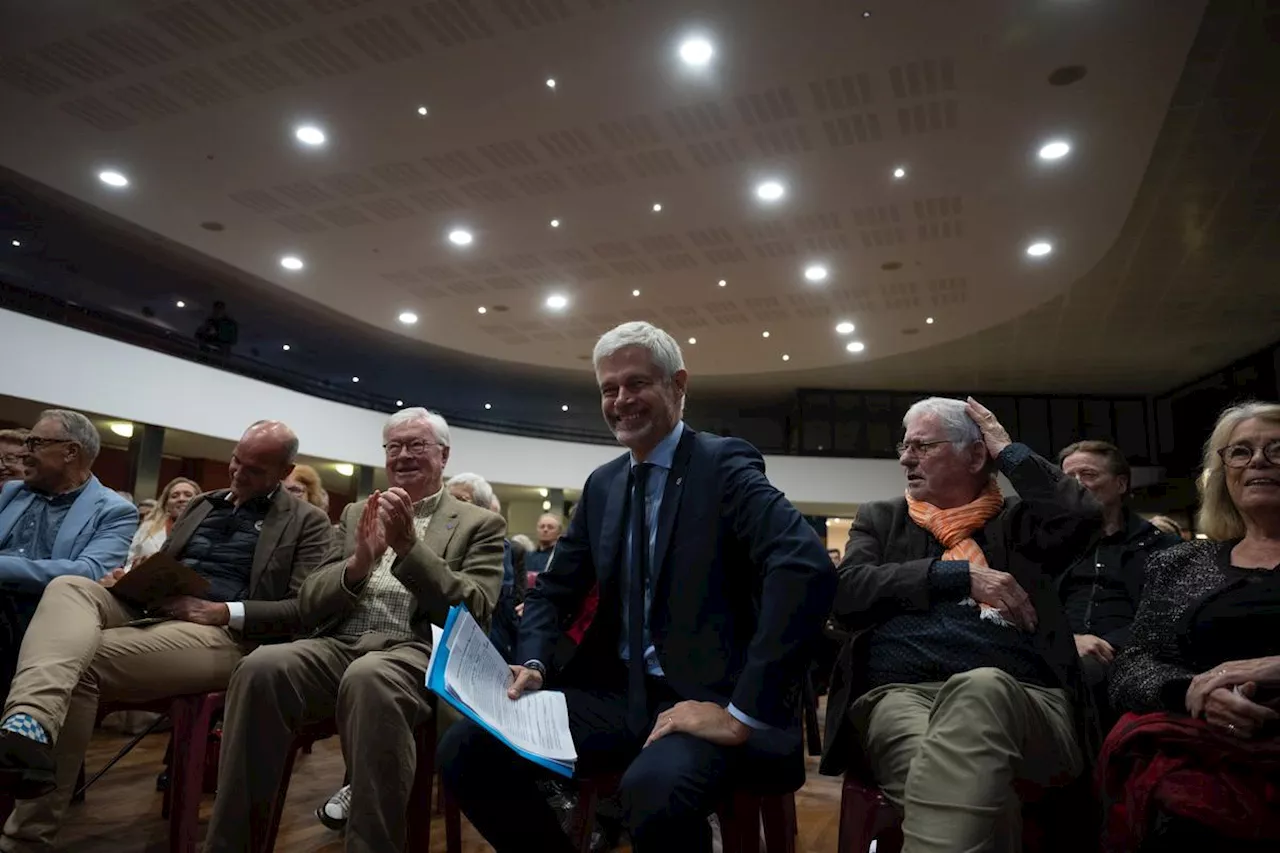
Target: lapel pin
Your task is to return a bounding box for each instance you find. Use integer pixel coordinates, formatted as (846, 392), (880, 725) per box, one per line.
(254, 520), (264, 531)
(676, 477), (683, 486)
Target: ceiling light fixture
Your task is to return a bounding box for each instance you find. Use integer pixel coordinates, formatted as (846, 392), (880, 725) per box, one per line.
(926, 317), (935, 325)
(550, 218), (560, 228)
(835, 321), (855, 334)
(804, 264), (829, 282)
(448, 228), (473, 246)
(545, 78), (557, 89)
(892, 166), (906, 179)
(398, 311), (418, 325)
(294, 125), (326, 146)
(175, 300), (185, 308)
(10, 239), (20, 247)
(755, 180), (786, 202)
(678, 36), (715, 67)
(335, 463), (355, 477)
(280, 255), (304, 271)
(98, 170), (129, 187)
(282, 344), (291, 351)
(846, 341), (866, 353)
(652, 203), (663, 213)
(417, 106), (428, 116)
(538, 488), (549, 498)
(109, 422), (134, 438)
(718, 279), (727, 287)
(782, 354), (791, 361)
(762, 331), (771, 338)
(484, 403), (492, 410)
(351, 376), (360, 383)
(396, 399), (404, 406)
(561, 404), (569, 412)
(632, 289), (641, 297)
(542, 499), (552, 511)
(1038, 140), (1071, 160)
(1026, 241), (1053, 257)
(477, 306), (487, 314)
(546, 294), (568, 310)
(688, 337), (697, 345)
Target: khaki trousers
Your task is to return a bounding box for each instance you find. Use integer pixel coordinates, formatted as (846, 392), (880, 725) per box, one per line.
(203, 634), (436, 853)
(1, 576), (245, 853)
(851, 667), (1083, 853)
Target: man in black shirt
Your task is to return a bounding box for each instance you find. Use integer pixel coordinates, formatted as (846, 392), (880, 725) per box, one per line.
(1057, 441), (1179, 704)
(0, 420), (331, 850)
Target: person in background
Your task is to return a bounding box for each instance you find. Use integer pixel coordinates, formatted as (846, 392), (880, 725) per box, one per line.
(525, 512), (562, 575)
(135, 498), (157, 518)
(196, 300), (238, 355)
(828, 548), (842, 566)
(511, 533), (535, 554)
(0, 430), (27, 486)
(125, 477), (201, 567)
(0, 420), (331, 850)
(1057, 441), (1179, 721)
(284, 463), (327, 511)
(822, 397), (1100, 853)
(1101, 401), (1280, 852)
(0, 411), (137, 702)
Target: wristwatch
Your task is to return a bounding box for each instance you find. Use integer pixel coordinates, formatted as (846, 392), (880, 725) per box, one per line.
(522, 660), (547, 679)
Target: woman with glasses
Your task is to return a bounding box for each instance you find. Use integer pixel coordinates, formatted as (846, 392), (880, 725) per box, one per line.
(1100, 401), (1280, 852)
(0, 428), (28, 485)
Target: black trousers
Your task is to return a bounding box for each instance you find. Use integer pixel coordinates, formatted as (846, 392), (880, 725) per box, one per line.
(438, 666), (798, 853)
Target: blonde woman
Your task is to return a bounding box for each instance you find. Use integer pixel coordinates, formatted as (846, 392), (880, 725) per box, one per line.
(283, 463), (327, 510)
(125, 477), (201, 566)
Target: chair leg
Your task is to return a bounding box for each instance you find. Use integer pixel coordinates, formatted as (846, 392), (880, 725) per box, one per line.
(569, 782), (599, 853)
(717, 791), (762, 853)
(170, 694), (224, 853)
(443, 788), (463, 853)
(405, 726), (434, 851)
(837, 777), (884, 853)
(761, 793), (796, 853)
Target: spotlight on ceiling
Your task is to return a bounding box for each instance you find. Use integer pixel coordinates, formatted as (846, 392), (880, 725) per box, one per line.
(175, 300), (185, 308)
(11, 239), (21, 247)
(334, 463), (355, 477)
(632, 289), (641, 297)
(835, 321), (855, 334)
(560, 404), (569, 412)
(1038, 140), (1071, 161)
(762, 331), (771, 338)
(755, 180), (786, 203)
(545, 78), (557, 89)
(484, 403), (492, 410)
(846, 341), (866, 353)
(294, 125), (326, 146)
(396, 400), (404, 406)
(678, 36), (715, 67)
(688, 337), (697, 345)
(280, 255), (304, 271)
(542, 499), (552, 511)
(477, 306), (487, 314)
(448, 228), (473, 246)
(98, 170), (129, 188)
(546, 293), (569, 310)
(550, 218), (560, 228)
(1026, 241), (1053, 257)
(652, 202), (663, 213)
(782, 354), (791, 361)
(804, 264), (829, 282)
(351, 376), (360, 383)
(538, 488), (549, 498)
(109, 422), (134, 438)
(718, 279), (727, 287)
(892, 166), (906, 179)
(926, 317), (935, 325)
(398, 311), (419, 325)
(416, 106), (428, 116)
(282, 344), (291, 351)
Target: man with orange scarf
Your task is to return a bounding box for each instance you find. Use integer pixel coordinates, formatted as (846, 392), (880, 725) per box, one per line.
(820, 397), (1102, 853)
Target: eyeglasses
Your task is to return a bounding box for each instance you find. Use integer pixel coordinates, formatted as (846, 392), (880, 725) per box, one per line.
(22, 436), (72, 452)
(1217, 440), (1280, 469)
(0, 453), (23, 466)
(382, 439), (442, 457)
(895, 439), (952, 457)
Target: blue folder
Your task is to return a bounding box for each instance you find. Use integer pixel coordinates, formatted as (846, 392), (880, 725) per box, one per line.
(426, 603), (575, 778)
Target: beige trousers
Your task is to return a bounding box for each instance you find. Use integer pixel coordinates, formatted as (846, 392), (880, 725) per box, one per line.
(851, 667), (1083, 853)
(1, 576), (245, 853)
(202, 634), (436, 853)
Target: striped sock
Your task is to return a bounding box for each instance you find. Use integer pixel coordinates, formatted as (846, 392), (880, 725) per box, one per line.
(1, 713), (49, 745)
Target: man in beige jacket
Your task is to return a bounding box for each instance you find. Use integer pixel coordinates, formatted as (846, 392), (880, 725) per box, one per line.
(204, 407), (504, 853)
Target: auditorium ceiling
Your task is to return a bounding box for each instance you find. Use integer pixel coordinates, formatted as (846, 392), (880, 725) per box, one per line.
(0, 0), (1276, 397)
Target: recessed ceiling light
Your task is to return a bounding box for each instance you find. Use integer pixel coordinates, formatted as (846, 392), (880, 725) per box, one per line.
(926, 317), (935, 324)
(280, 255), (304, 271)
(176, 300), (185, 308)
(755, 180), (786, 202)
(396, 399), (404, 406)
(545, 78), (557, 89)
(718, 279), (726, 287)
(542, 499), (552, 511)
(550, 218), (560, 228)
(782, 354), (790, 361)
(10, 239), (20, 247)
(477, 306), (487, 314)
(546, 293), (568, 310)
(282, 344), (291, 351)
(804, 264), (829, 282)
(1026, 241), (1053, 257)
(892, 166), (906, 179)
(688, 337), (697, 345)
(762, 331), (771, 338)
(98, 170), (129, 187)
(678, 36), (715, 67)
(351, 376), (360, 383)
(652, 202), (663, 213)
(484, 402), (492, 410)
(632, 289), (641, 297)
(109, 422), (134, 438)
(416, 106), (428, 116)
(1038, 140), (1071, 160)
(862, 9), (871, 18)
(398, 311), (418, 325)
(846, 341), (866, 353)
(448, 228), (473, 246)
(294, 125), (326, 146)
(561, 404), (569, 412)
(835, 321), (855, 334)
(334, 463), (355, 477)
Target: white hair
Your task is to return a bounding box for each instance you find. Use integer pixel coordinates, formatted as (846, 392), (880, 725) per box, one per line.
(903, 397), (982, 446)
(384, 407), (450, 447)
(38, 409), (101, 463)
(592, 321), (685, 381)
(446, 472), (495, 510)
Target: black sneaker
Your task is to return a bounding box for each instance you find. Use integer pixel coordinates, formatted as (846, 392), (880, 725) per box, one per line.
(0, 730), (56, 800)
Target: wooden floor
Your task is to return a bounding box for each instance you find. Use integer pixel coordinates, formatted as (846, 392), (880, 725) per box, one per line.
(53, 727), (844, 852)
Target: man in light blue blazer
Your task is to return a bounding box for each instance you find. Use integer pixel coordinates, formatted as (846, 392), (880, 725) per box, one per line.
(0, 410), (137, 699)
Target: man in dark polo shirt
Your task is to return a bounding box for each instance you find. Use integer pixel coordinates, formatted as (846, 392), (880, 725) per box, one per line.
(0, 420), (332, 852)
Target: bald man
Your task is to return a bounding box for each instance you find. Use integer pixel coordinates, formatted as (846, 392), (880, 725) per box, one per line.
(525, 512), (562, 575)
(0, 421), (333, 851)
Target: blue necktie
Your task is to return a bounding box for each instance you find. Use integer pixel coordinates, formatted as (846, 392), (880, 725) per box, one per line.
(627, 463), (652, 735)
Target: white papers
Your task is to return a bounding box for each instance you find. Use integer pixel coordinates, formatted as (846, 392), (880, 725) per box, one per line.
(432, 610), (576, 764)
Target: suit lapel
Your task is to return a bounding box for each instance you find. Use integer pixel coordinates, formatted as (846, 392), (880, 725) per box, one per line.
(597, 460), (631, 585)
(422, 493), (461, 561)
(250, 490), (292, 594)
(51, 476), (102, 559)
(650, 428), (696, 593)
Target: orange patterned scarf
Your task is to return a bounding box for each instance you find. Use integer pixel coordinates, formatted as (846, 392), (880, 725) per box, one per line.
(905, 480), (1005, 568)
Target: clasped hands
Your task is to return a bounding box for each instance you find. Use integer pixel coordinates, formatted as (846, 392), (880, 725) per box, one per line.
(1185, 656), (1280, 738)
(345, 487), (418, 583)
(506, 665), (750, 748)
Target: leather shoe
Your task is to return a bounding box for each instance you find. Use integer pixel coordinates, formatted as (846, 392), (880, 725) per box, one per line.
(0, 730), (56, 799)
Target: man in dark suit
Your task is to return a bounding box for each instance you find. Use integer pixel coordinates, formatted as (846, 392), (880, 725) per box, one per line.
(0, 420), (331, 851)
(820, 397), (1101, 853)
(439, 321), (835, 853)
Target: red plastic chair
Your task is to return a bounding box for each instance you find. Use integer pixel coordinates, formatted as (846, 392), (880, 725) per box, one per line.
(259, 717), (437, 853)
(837, 774), (904, 853)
